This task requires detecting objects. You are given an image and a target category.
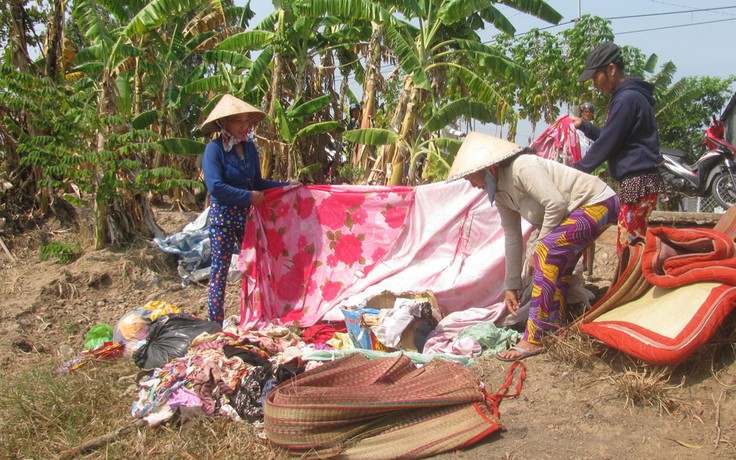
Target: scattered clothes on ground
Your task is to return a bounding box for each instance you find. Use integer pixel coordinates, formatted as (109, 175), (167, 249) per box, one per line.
(132, 331), (289, 425)
(57, 341), (124, 374)
(423, 307), (521, 358)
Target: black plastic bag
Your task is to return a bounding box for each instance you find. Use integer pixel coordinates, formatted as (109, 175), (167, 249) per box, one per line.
(132, 314), (222, 369)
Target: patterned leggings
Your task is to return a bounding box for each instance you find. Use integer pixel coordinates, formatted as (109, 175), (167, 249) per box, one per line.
(524, 195), (620, 344)
(208, 203), (247, 325)
(617, 193), (659, 256)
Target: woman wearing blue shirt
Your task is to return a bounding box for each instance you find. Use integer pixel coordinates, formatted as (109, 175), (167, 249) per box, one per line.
(200, 94), (288, 325)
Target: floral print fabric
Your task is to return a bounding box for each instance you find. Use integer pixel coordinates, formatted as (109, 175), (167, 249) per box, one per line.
(238, 184), (413, 328)
(618, 192), (659, 256)
(237, 181), (531, 329)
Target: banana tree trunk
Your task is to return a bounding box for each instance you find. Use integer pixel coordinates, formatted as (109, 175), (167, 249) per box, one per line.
(93, 133), (109, 249)
(369, 75), (412, 183)
(263, 11), (285, 180)
(44, 0), (64, 83)
(388, 87), (421, 185)
(93, 69), (115, 249)
(355, 23), (383, 174)
(8, 0), (33, 71)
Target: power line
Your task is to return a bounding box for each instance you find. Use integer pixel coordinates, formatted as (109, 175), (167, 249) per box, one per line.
(607, 5), (736, 20)
(516, 2), (736, 36)
(646, 0), (736, 17)
(617, 17), (736, 35)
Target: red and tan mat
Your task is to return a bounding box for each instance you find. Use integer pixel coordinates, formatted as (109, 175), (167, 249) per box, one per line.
(578, 217), (736, 366)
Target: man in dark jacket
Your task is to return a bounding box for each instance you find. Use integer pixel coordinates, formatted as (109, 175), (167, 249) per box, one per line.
(571, 42), (665, 256)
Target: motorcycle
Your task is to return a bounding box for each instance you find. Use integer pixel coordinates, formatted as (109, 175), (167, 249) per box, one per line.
(659, 116), (736, 210)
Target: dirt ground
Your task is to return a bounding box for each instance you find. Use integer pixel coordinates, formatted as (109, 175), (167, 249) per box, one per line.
(1, 206), (736, 459)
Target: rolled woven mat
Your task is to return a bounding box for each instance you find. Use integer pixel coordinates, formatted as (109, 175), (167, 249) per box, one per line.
(574, 239), (651, 325)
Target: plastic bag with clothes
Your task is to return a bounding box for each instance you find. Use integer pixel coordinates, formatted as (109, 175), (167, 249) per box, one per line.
(114, 300), (181, 358)
(132, 313), (222, 369)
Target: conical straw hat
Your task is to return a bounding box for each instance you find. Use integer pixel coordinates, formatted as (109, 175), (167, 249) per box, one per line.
(446, 132), (527, 182)
(200, 94), (266, 133)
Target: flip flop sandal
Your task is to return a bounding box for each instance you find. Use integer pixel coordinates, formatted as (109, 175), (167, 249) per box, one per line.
(496, 345), (544, 362)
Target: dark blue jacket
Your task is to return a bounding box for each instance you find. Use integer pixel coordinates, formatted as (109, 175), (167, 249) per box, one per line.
(202, 137), (287, 208)
(573, 78), (663, 181)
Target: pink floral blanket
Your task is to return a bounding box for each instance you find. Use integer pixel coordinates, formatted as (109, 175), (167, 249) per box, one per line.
(237, 180), (528, 329)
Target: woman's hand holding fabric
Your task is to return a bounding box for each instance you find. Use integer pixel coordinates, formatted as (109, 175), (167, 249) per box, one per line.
(251, 191), (264, 206)
(504, 289), (520, 315)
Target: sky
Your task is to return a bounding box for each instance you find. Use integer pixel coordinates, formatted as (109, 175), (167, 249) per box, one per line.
(506, 0), (736, 80)
(247, 1), (736, 143)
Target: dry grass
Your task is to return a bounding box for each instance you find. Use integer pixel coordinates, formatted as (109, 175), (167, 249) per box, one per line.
(544, 327), (605, 370)
(544, 328), (690, 416)
(52, 272), (79, 299)
(607, 367), (684, 415)
(0, 358), (288, 459)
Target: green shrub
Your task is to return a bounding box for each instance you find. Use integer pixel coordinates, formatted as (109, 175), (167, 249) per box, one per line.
(39, 241), (83, 264)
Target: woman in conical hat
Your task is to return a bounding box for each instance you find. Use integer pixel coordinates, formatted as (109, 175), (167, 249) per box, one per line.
(447, 132), (620, 361)
(201, 94), (290, 325)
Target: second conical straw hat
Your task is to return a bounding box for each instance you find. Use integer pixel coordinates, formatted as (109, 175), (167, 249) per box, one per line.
(446, 132), (526, 182)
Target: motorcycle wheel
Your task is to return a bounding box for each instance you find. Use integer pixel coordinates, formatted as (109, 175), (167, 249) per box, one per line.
(711, 171), (736, 209)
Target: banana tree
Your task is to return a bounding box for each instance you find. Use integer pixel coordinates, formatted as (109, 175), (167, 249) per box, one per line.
(69, 0), (222, 247)
(215, 1), (368, 181)
(300, 0), (561, 185)
(273, 94), (342, 180)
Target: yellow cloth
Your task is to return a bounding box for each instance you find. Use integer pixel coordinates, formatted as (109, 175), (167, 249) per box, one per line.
(327, 332), (355, 350)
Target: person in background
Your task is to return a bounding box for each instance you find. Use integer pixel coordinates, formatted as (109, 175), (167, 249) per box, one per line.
(577, 102), (595, 157)
(579, 101), (595, 122)
(347, 103), (362, 130)
(201, 94), (291, 325)
(571, 42), (665, 256)
(447, 132), (620, 361)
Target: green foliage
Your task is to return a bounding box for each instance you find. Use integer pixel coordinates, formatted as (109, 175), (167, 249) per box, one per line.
(343, 128), (400, 146)
(337, 164), (365, 184)
(492, 12), (734, 160)
(39, 241), (83, 264)
(656, 75), (736, 159)
(156, 138), (206, 155)
(4, 0), (733, 242)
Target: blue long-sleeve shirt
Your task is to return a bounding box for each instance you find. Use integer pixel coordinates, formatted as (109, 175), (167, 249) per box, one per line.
(202, 137), (287, 207)
(573, 78), (663, 181)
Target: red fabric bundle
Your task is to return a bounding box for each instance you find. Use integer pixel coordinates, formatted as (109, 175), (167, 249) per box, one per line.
(642, 226), (736, 288)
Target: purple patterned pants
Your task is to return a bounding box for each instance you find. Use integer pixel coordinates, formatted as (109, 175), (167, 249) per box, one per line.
(524, 195), (620, 344)
(208, 203), (247, 324)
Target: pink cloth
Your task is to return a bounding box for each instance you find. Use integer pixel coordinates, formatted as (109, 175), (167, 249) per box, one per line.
(529, 115), (582, 166)
(422, 306), (507, 357)
(237, 181), (531, 329)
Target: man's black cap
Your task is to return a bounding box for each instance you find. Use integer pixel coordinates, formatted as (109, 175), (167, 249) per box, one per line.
(577, 42), (622, 82)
